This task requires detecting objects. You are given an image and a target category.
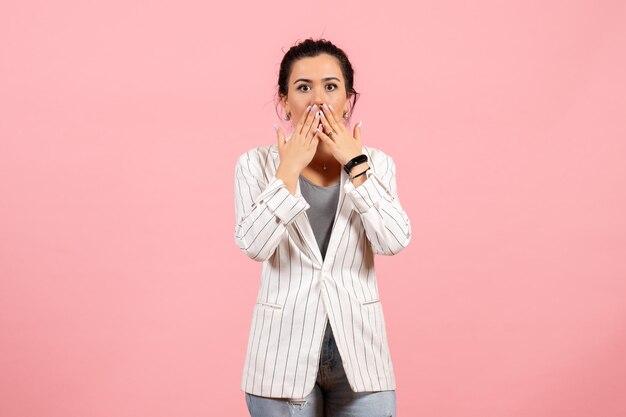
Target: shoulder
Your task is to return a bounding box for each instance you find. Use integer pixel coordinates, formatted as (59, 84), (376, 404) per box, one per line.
(235, 145), (274, 167)
(362, 145), (396, 175)
(362, 145), (390, 161)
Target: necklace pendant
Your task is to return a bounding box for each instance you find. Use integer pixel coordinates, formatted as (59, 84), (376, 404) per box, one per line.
(322, 163), (327, 171)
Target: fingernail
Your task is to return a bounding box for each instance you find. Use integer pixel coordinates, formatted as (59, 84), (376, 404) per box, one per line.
(306, 105), (311, 111)
(328, 104), (334, 110)
(358, 121), (362, 128)
(311, 104), (318, 111)
(273, 124), (278, 132)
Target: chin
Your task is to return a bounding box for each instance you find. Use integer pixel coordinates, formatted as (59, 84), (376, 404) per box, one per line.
(318, 140), (331, 149)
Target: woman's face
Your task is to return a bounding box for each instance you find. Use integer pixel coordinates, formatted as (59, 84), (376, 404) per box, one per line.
(281, 53), (350, 130)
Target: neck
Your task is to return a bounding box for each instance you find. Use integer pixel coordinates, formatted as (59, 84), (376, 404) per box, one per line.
(306, 157), (341, 176)
(309, 148), (338, 169)
(315, 142), (337, 162)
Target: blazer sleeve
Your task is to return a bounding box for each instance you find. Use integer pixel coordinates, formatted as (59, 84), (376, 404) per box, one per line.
(343, 152), (412, 256)
(234, 149), (311, 262)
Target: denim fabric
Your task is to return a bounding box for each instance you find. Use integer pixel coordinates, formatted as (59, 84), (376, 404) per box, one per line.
(245, 321), (396, 417)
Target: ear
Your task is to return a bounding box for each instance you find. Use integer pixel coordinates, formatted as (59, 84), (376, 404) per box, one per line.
(344, 99), (352, 117)
(280, 95), (289, 115)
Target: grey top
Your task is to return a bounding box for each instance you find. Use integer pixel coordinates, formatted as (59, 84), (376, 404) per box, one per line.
(298, 175), (341, 260)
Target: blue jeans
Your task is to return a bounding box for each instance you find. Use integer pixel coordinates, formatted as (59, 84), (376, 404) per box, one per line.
(244, 321), (396, 417)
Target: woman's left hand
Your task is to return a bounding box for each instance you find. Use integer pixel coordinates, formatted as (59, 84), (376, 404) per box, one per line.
(315, 103), (363, 165)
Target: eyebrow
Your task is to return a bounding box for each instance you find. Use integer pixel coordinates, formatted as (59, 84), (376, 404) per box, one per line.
(292, 77), (341, 84)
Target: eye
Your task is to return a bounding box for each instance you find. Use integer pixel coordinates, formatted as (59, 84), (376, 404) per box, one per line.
(296, 83), (338, 92)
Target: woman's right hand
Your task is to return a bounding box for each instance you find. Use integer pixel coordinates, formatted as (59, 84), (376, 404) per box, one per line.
(275, 104), (322, 175)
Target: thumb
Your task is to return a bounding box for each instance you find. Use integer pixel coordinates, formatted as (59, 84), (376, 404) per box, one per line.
(354, 120), (362, 142)
(274, 124), (285, 147)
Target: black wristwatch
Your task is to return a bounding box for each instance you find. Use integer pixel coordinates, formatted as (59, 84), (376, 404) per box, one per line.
(343, 154), (368, 174)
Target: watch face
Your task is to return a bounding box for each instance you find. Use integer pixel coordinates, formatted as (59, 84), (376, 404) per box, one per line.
(354, 155), (367, 165)
(344, 154), (368, 174)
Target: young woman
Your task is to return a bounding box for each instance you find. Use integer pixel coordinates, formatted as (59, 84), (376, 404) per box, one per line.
(234, 38), (412, 417)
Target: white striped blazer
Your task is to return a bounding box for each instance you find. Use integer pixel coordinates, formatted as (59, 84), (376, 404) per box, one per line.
(234, 135), (412, 399)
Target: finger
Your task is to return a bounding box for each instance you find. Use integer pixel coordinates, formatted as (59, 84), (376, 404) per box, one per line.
(309, 131), (320, 148)
(275, 124), (285, 147)
(315, 124), (333, 146)
(318, 109), (335, 142)
(295, 104), (313, 135)
(321, 103), (343, 133)
(308, 122), (321, 145)
(313, 121), (323, 141)
(299, 104), (319, 137)
(304, 110), (322, 139)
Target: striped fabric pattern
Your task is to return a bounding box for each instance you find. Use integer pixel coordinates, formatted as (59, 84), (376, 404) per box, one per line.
(234, 138), (412, 399)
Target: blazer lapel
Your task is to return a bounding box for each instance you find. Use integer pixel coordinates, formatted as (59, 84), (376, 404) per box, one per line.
(270, 133), (353, 270)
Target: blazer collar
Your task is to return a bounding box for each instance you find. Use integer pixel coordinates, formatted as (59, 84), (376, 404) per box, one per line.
(270, 131), (353, 269)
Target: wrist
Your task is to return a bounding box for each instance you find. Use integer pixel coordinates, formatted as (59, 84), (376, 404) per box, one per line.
(342, 155), (359, 166)
(276, 164), (300, 179)
(349, 163), (370, 188)
(343, 153), (368, 173)
(349, 162), (369, 176)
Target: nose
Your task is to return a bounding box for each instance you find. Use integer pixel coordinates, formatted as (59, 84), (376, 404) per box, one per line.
(312, 94), (325, 106)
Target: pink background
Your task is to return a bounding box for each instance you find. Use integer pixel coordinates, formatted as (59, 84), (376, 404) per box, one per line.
(1, 1), (625, 416)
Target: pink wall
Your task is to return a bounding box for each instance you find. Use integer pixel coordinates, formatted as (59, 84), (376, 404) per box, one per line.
(1, 1), (625, 416)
